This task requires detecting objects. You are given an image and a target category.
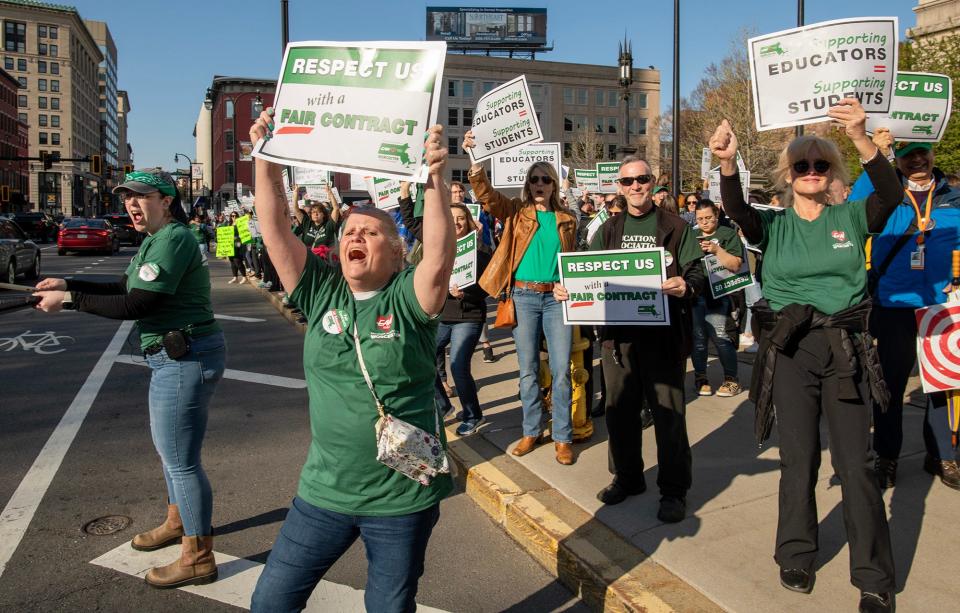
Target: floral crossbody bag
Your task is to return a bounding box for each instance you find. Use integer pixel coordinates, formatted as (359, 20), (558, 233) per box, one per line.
(352, 323), (450, 485)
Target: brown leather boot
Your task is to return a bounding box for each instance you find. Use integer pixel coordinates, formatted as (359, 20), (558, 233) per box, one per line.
(131, 504), (184, 551)
(145, 535), (217, 589)
(511, 435), (541, 457)
(555, 442), (574, 465)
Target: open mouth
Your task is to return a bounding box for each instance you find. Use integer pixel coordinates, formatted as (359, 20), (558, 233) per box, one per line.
(347, 248), (366, 262)
(535, 189), (545, 197)
(129, 211), (144, 224)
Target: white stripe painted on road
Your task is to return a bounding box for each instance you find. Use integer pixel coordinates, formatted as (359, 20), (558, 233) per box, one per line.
(0, 321), (134, 580)
(91, 542), (451, 612)
(113, 354), (306, 389)
(214, 314), (266, 323)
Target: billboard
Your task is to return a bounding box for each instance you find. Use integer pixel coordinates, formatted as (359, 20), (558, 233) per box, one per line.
(426, 7), (547, 47)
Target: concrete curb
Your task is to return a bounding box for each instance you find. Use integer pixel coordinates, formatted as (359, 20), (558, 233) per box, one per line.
(249, 283), (721, 613)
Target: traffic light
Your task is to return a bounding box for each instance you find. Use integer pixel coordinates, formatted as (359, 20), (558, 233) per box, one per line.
(1, 186), (9, 202)
(123, 164), (133, 176)
(91, 154), (102, 175)
(41, 152), (51, 170)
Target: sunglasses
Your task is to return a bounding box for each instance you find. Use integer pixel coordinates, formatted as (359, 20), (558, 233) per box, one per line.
(528, 175), (554, 185)
(792, 159), (831, 175)
(616, 174), (654, 186)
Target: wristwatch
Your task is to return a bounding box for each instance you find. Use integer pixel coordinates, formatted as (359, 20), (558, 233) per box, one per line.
(62, 291), (76, 310)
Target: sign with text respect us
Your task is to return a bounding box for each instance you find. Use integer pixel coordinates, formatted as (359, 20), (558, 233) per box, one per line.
(866, 72), (953, 142)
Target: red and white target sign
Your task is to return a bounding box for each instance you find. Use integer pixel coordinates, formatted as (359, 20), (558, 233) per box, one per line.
(916, 302), (960, 393)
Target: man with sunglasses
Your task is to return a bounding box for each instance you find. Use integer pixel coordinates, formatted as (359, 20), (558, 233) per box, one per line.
(555, 157), (705, 520)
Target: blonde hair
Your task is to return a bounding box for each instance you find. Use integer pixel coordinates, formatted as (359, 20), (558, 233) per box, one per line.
(522, 162), (563, 212)
(772, 135), (849, 207)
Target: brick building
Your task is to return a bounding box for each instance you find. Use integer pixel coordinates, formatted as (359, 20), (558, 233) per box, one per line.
(0, 66), (27, 213)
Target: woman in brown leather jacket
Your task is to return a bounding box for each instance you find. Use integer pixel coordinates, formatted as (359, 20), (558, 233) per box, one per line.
(462, 130), (578, 465)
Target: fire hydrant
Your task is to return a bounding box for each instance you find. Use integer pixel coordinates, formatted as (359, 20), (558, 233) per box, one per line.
(538, 326), (594, 442)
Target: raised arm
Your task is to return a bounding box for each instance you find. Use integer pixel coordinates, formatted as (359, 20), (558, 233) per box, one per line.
(414, 125), (456, 316)
(396, 181), (424, 242)
(327, 185), (342, 225)
(710, 119), (764, 244)
(250, 108), (308, 292)
(291, 184), (306, 226)
(461, 129), (522, 221)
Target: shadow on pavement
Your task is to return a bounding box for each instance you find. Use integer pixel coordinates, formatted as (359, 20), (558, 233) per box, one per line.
(215, 507), (288, 537)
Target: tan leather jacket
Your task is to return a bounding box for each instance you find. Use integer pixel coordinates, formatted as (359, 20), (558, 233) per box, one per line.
(469, 167), (577, 297)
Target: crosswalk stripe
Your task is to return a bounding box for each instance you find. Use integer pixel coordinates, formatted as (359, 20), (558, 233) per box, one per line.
(214, 314), (267, 322)
(113, 354), (307, 389)
(90, 542), (450, 612)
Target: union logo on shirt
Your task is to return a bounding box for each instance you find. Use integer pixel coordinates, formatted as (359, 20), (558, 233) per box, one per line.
(831, 229), (854, 250)
(371, 314), (400, 339)
(376, 314), (394, 332)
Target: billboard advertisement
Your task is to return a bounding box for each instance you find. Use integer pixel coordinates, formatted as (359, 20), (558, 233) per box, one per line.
(426, 7), (547, 47)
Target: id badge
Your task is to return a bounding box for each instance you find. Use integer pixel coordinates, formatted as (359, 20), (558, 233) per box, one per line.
(910, 246), (925, 271)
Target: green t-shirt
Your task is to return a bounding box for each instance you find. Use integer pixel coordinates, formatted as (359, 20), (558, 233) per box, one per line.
(756, 200), (869, 314)
(515, 210), (561, 282)
(591, 208), (702, 270)
(290, 255), (451, 516)
(188, 222), (206, 245)
(698, 224), (744, 261)
(124, 222), (220, 349)
(296, 219), (336, 248)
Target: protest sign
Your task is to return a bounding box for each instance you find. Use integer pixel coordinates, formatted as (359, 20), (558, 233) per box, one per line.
(191, 163), (203, 180)
(468, 75), (543, 163)
(558, 248), (670, 326)
(294, 167), (329, 186)
(916, 302), (960, 393)
(561, 165), (569, 181)
(236, 215), (253, 244)
(574, 169), (599, 192)
(703, 254), (754, 299)
(253, 40), (446, 181)
(329, 186), (342, 205)
(584, 209), (609, 245)
(282, 168), (291, 191)
(700, 147), (711, 179)
(367, 176), (403, 210)
(597, 162), (620, 194)
(450, 231), (478, 290)
(569, 187), (583, 200)
(465, 203), (481, 220)
(708, 167), (749, 205)
(215, 226), (235, 257)
(491, 142), (561, 188)
(866, 72), (953, 142)
(748, 17), (898, 131)
(304, 185), (329, 201)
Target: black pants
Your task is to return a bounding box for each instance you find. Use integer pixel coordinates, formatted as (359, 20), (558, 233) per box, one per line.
(772, 330), (894, 592)
(228, 255), (246, 278)
(871, 305), (951, 460)
(602, 340), (691, 497)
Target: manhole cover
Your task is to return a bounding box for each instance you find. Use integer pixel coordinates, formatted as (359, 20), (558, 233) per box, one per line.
(83, 515), (131, 535)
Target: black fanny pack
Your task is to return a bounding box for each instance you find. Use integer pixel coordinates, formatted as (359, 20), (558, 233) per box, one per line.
(144, 319), (216, 359)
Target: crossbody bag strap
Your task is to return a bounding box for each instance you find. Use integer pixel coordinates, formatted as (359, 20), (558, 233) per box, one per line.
(875, 218), (919, 278)
(352, 323), (441, 437)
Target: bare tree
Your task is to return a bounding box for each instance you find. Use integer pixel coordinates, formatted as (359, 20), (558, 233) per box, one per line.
(565, 126), (608, 173)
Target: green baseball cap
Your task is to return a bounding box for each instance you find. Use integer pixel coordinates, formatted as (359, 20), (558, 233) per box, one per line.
(894, 141), (933, 158)
(652, 185), (668, 194)
(113, 169), (178, 197)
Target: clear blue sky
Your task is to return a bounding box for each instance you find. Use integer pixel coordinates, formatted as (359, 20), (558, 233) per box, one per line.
(66, 0), (918, 170)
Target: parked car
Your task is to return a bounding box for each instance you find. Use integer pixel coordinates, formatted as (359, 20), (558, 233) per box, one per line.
(0, 218), (41, 283)
(10, 212), (57, 243)
(99, 213), (141, 245)
(58, 218), (120, 256)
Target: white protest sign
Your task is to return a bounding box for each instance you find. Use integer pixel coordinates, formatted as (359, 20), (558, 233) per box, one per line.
(700, 147), (712, 179)
(866, 72), (953, 142)
(736, 151), (747, 172)
(558, 248), (670, 326)
(350, 174), (368, 192)
(584, 209), (609, 245)
(703, 254), (755, 299)
(450, 231), (478, 290)
(491, 142), (561, 189)
(574, 169), (599, 192)
(570, 187), (583, 200)
(330, 186), (342, 205)
(468, 75), (542, 163)
(304, 185), (329, 201)
(748, 17), (898, 131)
(596, 162), (620, 194)
(253, 40), (446, 181)
(708, 167), (749, 205)
(366, 176), (403, 210)
(282, 168), (291, 191)
(465, 203), (481, 220)
(561, 165), (570, 180)
(294, 167), (330, 186)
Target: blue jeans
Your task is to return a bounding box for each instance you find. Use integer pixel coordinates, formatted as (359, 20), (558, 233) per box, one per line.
(434, 321), (484, 422)
(512, 287), (573, 443)
(692, 296), (738, 380)
(145, 331), (226, 536)
(251, 497), (440, 613)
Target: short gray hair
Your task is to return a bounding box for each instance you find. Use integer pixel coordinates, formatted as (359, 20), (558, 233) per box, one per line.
(618, 156), (652, 173)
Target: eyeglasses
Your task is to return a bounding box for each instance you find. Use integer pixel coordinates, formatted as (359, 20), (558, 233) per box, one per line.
(616, 174), (654, 186)
(686, 199), (699, 205)
(792, 159), (831, 175)
(528, 175), (554, 185)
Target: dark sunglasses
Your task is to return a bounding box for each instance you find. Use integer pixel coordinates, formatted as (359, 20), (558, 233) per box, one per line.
(528, 175), (554, 185)
(685, 199), (698, 204)
(616, 174), (654, 186)
(792, 159), (831, 175)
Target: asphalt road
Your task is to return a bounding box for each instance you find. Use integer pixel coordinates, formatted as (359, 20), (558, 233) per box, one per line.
(0, 245), (586, 613)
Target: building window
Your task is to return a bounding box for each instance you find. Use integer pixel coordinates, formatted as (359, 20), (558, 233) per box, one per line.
(51, 133), (60, 145)
(563, 142), (572, 157)
(225, 162), (235, 183)
(630, 92), (647, 109)
(575, 115), (587, 131)
(563, 116), (573, 132)
(595, 90), (604, 107)
(49, 44), (57, 56)
(576, 88), (588, 105)
(4, 57), (12, 71)
(16, 77), (26, 88)
(49, 26), (57, 39)
(448, 80), (458, 97)
(50, 97), (60, 110)
(38, 25), (47, 38)
(17, 112), (26, 123)
(608, 144), (618, 159)
(482, 81), (495, 94)
(448, 136), (458, 151)
(37, 60), (46, 73)
(225, 99), (234, 119)
(38, 43), (47, 56)
(462, 108), (473, 126)
(38, 96), (47, 109)
(17, 95), (26, 107)
(225, 130), (234, 151)
(50, 80), (59, 92)
(38, 114), (47, 127)
(595, 117), (603, 133)
(38, 79), (47, 92)
(451, 169), (467, 183)
(607, 117), (617, 134)
(51, 115), (59, 128)
(39, 132), (47, 144)
(50, 61), (59, 75)
(448, 108), (458, 127)
(608, 91), (619, 107)
(563, 87), (574, 105)
(16, 58), (25, 71)
(4, 21), (26, 53)
(637, 118), (647, 135)
(462, 81), (474, 98)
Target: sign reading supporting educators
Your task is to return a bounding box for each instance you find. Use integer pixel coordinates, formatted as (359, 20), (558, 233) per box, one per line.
(450, 230), (478, 290)
(866, 72), (953, 142)
(468, 75), (543, 163)
(748, 17), (898, 131)
(253, 40), (447, 181)
(216, 226), (235, 257)
(558, 248), (670, 326)
(703, 254), (755, 299)
(597, 162), (620, 194)
(491, 142), (561, 188)
(574, 168), (599, 192)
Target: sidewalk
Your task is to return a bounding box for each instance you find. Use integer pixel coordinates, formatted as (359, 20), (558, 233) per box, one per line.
(252, 284), (958, 612)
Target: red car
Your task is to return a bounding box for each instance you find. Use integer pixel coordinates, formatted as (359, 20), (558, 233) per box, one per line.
(58, 218), (121, 256)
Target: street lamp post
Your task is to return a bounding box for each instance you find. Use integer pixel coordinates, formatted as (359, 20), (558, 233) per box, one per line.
(616, 37), (636, 159)
(174, 152), (193, 208)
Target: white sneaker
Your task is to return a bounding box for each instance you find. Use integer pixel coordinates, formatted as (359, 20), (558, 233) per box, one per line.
(239, 276), (248, 285)
(228, 277), (238, 284)
(739, 334), (755, 348)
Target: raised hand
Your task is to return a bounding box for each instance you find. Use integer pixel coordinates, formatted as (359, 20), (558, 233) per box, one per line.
(826, 97), (867, 141)
(709, 120), (738, 161)
(424, 125), (447, 178)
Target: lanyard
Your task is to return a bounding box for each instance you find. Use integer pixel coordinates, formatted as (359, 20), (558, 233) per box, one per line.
(904, 184), (935, 246)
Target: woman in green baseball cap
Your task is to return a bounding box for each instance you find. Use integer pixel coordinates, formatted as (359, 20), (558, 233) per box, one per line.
(33, 168), (226, 589)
